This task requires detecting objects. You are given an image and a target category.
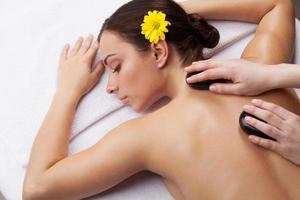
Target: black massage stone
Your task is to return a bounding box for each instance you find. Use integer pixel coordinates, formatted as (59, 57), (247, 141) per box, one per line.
(239, 111), (276, 141)
(185, 71), (275, 141)
(186, 71), (227, 90)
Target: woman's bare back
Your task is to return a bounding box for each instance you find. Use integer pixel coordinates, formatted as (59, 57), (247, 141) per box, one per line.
(143, 88), (300, 200)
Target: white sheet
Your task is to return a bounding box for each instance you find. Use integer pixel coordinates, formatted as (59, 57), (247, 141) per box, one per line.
(0, 0), (299, 199)
(0, 0), (257, 168)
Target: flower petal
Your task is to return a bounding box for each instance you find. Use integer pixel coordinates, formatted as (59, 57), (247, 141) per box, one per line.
(141, 10), (171, 44)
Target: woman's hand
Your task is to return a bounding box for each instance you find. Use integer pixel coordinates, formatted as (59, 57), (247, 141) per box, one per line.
(244, 99), (300, 165)
(56, 34), (104, 100)
(185, 59), (275, 96)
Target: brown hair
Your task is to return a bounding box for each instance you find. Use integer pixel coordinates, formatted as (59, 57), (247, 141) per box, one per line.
(97, 0), (219, 65)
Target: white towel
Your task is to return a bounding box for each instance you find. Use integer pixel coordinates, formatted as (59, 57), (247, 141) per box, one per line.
(1, 1), (299, 199)
(0, 0), (257, 168)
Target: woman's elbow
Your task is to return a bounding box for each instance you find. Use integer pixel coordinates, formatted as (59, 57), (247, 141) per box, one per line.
(23, 180), (49, 200)
(276, 0), (294, 11)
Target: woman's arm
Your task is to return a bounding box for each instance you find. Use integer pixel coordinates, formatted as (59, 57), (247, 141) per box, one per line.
(24, 115), (147, 200)
(180, 0), (295, 64)
(23, 36), (148, 200)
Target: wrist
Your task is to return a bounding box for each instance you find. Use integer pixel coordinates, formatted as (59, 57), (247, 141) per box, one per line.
(54, 89), (81, 105)
(268, 63), (296, 90)
(264, 64), (281, 90)
(277, 63), (300, 89)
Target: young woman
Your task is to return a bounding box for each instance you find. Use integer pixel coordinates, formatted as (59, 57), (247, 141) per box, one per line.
(23, 0), (300, 199)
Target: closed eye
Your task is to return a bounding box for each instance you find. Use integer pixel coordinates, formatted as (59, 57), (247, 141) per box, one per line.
(112, 64), (121, 73)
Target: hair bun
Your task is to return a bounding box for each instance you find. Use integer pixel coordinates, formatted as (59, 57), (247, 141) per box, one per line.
(187, 14), (220, 48)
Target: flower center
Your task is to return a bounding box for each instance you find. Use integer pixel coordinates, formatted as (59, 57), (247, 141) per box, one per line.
(153, 22), (160, 30)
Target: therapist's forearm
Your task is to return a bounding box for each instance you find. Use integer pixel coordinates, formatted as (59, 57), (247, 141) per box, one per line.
(24, 91), (79, 183)
(179, 0), (283, 23)
(271, 64), (300, 89)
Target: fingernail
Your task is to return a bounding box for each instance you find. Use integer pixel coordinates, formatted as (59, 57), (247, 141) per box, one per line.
(249, 135), (259, 142)
(192, 61), (198, 65)
(76, 37), (82, 42)
(245, 116), (252, 123)
(252, 99), (260, 104)
(209, 85), (216, 91)
(249, 135), (255, 141)
(186, 77), (192, 82)
(88, 34), (93, 39)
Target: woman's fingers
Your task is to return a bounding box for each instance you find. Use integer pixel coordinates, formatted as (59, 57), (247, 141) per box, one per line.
(65, 34), (99, 65)
(60, 43), (70, 62)
(85, 40), (99, 60)
(70, 37), (84, 56)
(248, 135), (282, 154)
(79, 34), (94, 55)
(65, 34), (95, 58)
(91, 61), (105, 80)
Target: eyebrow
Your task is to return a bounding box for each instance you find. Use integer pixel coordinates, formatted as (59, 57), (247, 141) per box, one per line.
(102, 54), (117, 66)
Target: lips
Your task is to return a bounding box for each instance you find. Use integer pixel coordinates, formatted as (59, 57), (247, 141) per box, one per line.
(119, 96), (129, 104)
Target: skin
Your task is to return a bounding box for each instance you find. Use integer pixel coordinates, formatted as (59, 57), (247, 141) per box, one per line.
(23, 0), (300, 200)
(185, 59), (300, 166)
(185, 59), (300, 96)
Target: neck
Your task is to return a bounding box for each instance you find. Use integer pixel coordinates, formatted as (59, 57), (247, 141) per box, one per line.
(162, 57), (195, 99)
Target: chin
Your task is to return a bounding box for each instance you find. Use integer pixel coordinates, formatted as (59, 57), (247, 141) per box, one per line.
(131, 103), (146, 113)
(131, 99), (153, 113)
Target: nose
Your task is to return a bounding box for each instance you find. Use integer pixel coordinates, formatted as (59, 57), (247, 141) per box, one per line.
(106, 75), (118, 94)
(106, 86), (116, 94)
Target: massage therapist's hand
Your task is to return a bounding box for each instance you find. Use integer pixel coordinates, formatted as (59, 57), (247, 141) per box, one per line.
(185, 59), (274, 96)
(244, 99), (300, 165)
(56, 34), (104, 100)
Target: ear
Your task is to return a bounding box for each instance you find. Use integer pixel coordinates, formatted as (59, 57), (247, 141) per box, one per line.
(150, 40), (169, 69)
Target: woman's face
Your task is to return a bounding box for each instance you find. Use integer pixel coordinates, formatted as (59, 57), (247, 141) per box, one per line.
(99, 31), (165, 112)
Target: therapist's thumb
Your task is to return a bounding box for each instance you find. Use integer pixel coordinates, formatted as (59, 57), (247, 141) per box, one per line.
(209, 83), (242, 95)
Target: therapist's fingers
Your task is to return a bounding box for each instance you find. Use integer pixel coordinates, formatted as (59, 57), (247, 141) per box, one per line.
(60, 43), (70, 62)
(209, 83), (242, 95)
(70, 37), (84, 56)
(185, 58), (234, 71)
(243, 103), (285, 131)
(186, 67), (232, 83)
(248, 135), (282, 154)
(244, 115), (283, 141)
(184, 61), (215, 73)
(184, 59), (228, 73)
(251, 99), (298, 120)
(79, 34), (94, 55)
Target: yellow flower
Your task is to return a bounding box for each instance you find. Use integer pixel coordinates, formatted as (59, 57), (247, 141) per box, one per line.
(141, 10), (171, 44)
